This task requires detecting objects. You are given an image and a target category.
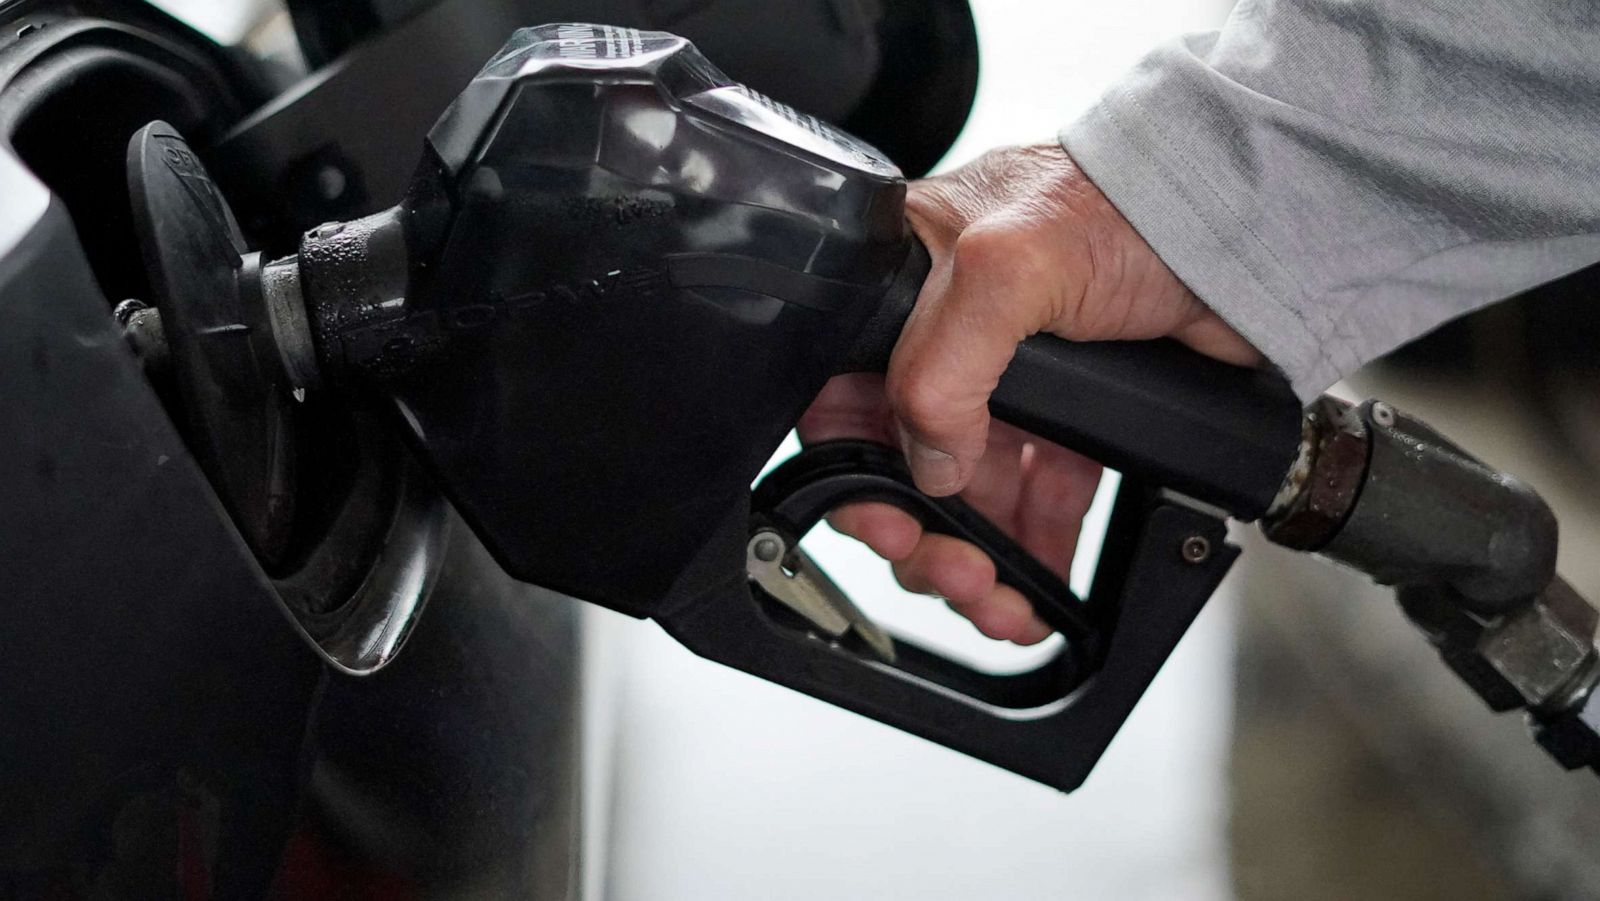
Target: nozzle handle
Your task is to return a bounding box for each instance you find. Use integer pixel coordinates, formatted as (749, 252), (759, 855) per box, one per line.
(664, 472), (1237, 793)
(845, 238), (1305, 519)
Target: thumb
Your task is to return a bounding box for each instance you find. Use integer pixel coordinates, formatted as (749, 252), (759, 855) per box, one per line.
(885, 227), (1060, 496)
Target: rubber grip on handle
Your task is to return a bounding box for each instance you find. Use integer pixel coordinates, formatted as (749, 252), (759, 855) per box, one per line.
(842, 237), (1304, 519)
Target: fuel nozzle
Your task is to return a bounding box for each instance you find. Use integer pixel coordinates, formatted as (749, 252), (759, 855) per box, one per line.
(264, 23), (919, 612)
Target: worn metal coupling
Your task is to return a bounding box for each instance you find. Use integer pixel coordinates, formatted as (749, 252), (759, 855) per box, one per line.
(1266, 398), (1558, 615)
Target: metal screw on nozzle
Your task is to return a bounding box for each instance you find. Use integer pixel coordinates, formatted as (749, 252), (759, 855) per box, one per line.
(1181, 535), (1211, 564)
(1371, 401), (1396, 428)
(753, 534), (783, 563)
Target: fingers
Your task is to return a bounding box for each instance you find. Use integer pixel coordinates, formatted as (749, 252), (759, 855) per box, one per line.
(797, 374), (925, 560)
(802, 378), (1092, 646)
(828, 501), (921, 562)
(956, 422), (1025, 528)
(890, 533), (995, 604)
(890, 535), (1051, 645)
(796, 373), (894, 444)
(952, 585), (1054, 646)
(1172, 313), (1265, 369)
(887, 148), (1088, 498)
(885, 224), (1059, 497)
(888, 144), (1266, 503)
(1014, 438), (1102, 580)
(798, 143), (1262, 649)
(899, 430), (1091, 644)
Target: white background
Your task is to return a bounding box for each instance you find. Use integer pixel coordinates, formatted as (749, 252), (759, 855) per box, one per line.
(592, 2), (1240, 899)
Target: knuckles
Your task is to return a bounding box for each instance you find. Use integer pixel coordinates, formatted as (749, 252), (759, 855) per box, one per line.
(885, 365), (957, 438)
(947, 221), (1065, 336)
(949, 223), (1010, 275)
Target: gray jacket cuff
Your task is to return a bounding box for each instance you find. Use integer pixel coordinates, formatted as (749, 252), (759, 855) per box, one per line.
(1059, 60), (1350, 400)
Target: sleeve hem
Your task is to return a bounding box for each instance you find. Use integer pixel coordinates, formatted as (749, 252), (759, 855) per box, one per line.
(1059, 92), (1352, 400)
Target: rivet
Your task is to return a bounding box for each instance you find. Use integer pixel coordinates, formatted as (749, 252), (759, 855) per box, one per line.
(753, 535), (783, 563)
(1181, 535), (1211, 564)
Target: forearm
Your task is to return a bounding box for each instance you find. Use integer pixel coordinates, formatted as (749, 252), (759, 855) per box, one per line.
(1062, 0), (1600, 399)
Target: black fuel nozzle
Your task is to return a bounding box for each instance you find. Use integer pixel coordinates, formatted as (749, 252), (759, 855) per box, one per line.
(250, 24), (1308, 791)
(284, 23), (1310, 606)
(195, 24), (1280, 793)
(283, 23), (915, 611)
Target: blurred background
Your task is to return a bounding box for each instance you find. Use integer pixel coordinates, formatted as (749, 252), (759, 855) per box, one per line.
(23, 0), (1600, 897)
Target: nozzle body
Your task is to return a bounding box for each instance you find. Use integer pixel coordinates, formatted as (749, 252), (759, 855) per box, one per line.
(291, 24), (915, 611)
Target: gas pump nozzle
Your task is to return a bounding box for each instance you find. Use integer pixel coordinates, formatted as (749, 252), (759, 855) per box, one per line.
(135, 24), (1600, 790)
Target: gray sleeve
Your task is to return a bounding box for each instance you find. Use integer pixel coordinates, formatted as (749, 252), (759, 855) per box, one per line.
(1059, 0), (1600, 400)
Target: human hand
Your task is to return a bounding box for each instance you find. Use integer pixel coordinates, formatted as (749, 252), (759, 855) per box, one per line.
(797, 143), (1259, 643)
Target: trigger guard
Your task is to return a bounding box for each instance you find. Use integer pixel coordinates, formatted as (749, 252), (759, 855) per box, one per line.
(752, 439), (1101, 667)
(658, 450), (1238, 791)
